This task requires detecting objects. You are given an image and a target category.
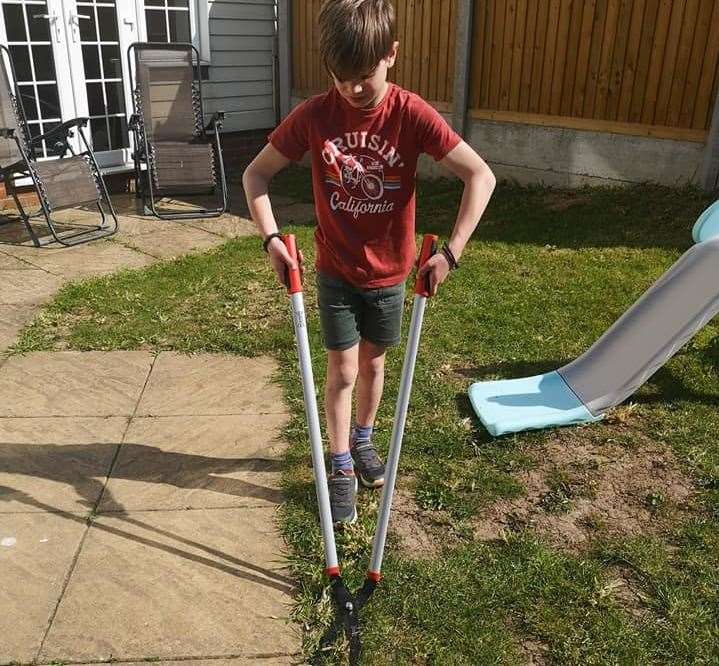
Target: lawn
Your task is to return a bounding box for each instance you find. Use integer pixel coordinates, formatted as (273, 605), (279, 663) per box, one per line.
(16, 169), (719, 665)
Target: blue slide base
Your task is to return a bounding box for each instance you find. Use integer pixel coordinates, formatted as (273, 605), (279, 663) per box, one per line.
(468, 371), (602, 437)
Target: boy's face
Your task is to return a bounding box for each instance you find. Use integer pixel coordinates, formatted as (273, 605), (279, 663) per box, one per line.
(331, 41), (399, 110)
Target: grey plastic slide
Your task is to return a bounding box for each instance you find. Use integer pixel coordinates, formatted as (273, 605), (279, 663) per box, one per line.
(559, 236), (719, 415)
(469, 200), (719, 435)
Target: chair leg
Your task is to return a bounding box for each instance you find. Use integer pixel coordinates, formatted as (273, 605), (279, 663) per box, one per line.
(11, 191), (41, 247)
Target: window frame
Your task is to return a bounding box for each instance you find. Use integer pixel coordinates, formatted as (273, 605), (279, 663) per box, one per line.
(134, 0), (209, 63)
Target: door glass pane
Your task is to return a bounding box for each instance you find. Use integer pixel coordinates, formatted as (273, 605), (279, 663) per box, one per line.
(77, 1), (128, 151)
(101, 44), (121, 78)
(145, 9), (167, 42)
(2, 4), (26, 40)
(25, 4), (50, 41)
(18, 83), (37, 119)
(79, 10), (97, 41)
(36, 83), (59, 117)
(86, 81), (103, 115)
(82, 44), (101, 79)
(2, 1), (61, 158)
(97, 6), (117, 41)
(90, 116), (108, 150)
(32, 45), (55, 80)
(168, 10), (190, 42)
(9, 45), (31, 81)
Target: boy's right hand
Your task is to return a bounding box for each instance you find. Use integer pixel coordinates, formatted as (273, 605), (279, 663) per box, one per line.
(267, 236), (304, 288)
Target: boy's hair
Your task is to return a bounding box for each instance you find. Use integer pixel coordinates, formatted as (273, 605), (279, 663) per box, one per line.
(319, 0), (396, 82)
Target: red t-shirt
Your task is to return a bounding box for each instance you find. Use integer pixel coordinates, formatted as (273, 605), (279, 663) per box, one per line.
(268, 83), (462, 288)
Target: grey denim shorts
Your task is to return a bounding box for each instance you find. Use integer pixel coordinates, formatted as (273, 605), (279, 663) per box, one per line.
(316, 271), (406, 351)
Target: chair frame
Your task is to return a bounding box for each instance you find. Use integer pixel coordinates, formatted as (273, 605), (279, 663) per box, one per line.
(0, 45), (118, 247)
(127, 42), (228, 221)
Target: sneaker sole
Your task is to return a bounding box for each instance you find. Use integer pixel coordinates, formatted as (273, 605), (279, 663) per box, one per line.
(358, 473), (385, 489)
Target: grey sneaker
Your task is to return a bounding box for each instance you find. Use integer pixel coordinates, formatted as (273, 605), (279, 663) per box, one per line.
(351, 441), (385, 489)
(328, 470), (358, 525)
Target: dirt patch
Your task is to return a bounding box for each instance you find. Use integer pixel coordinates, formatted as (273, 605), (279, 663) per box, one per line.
(390, 485), (459, 559)
(474, 422), (694, 551)
(520, 638), (549, 665)
(602, 565), (647, 620)
(543, 192), (592, 212)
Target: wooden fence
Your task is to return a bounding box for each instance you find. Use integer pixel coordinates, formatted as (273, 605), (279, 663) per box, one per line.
(290, 0), (719, 143)
(291, 0), (457, 108)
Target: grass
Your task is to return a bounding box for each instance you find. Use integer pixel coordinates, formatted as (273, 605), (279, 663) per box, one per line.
(14, 168), (719, 664)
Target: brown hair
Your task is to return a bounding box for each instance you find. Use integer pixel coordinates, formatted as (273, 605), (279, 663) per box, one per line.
(319, 0), (396, 82)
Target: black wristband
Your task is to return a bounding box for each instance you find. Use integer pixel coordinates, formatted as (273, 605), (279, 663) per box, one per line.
(262, 232), (283, 253)
(441, 243), (459, 270)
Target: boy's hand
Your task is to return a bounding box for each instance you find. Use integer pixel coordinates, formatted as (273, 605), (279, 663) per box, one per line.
(417, 253), (451, 297)
(267, 236), (304, 288)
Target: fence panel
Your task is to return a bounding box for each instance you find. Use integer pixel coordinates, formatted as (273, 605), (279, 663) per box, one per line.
(291, 0), (456, 106)
(468, 0), (719, 139)
(290, 0), (719, 141)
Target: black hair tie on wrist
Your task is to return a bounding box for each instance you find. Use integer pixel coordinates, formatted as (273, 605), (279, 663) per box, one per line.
(441, 243), (459, 270)
(263, 232), (283, 253)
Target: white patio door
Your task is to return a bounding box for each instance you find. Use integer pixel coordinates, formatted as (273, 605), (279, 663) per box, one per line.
(0, 0), (140, 169)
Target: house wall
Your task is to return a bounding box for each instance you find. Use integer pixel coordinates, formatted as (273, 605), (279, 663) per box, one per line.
(206, 0), (277, 133)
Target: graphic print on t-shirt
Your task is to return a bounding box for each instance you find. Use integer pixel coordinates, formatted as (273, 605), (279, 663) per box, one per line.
(321, 135), (403, 219)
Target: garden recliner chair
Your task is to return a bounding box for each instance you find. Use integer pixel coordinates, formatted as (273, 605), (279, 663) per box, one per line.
(127, 42), (228, 220)
(0, 45), (118, 247)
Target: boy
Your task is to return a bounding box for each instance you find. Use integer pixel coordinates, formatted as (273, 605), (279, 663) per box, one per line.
(243, 0), (495, 524)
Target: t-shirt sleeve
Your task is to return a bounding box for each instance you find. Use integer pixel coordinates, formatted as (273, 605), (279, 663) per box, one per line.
(413, 97), (463, 161)
(267, 100), (311, 162)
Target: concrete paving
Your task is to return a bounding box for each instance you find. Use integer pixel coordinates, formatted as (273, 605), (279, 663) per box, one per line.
(0, 195), (304, 664)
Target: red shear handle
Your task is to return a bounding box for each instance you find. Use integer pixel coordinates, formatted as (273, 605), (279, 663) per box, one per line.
(281, 234), (303, 294)
(414, 234), (439, 297)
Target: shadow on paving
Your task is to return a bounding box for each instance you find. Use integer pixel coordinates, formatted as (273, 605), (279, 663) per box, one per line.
(1, 482), (295, 596)
(1, 441), (284, 506)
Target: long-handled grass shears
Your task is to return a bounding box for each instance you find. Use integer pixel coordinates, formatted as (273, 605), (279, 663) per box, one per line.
(283, 233), (438, 664)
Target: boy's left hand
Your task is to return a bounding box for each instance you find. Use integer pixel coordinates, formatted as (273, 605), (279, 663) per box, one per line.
(417, 253), (451, 297)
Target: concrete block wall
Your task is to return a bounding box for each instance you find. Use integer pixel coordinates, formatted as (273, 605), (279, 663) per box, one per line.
(467, 118), (705, 188)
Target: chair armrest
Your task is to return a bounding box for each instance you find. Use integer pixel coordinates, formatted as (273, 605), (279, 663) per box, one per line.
(205, 110), (225, 132)
(0, 127), (15, 139)
(30, 117), (89, 145)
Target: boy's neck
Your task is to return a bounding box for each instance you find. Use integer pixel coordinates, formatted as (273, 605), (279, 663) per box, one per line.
(361, 81), (390, 109)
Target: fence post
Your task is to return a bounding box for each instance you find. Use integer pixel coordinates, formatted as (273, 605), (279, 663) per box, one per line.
(278, 0), (292, 120)
(701, 86), (719, 192)
(452, 0), (474, 137)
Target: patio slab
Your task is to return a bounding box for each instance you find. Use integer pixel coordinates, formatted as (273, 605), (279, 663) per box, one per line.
(13, 241), (155, 280)
(0, 304), (36, 353)
(136, 353), (285, 416)
(0, 416), (128, 513)
(99, 413), (287, 512)
(0, 269), (64, 305)
(0, 512), (87, 664)
(120, 224), (226, 260)
(0, 351), (153, 417)
(112, 215), (185, 237)
(0, 250), (33, 270)
(187, 215), (256, 239)
(39, 507), (296, 662)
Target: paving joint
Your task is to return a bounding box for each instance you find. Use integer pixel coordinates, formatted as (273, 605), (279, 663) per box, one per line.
(7, 650), (298, 666)
(34, 353), (159, 661)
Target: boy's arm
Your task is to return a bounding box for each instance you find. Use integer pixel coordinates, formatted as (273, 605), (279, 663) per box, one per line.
(419, 141), (496, 294)
(242, 143), (302, 284)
